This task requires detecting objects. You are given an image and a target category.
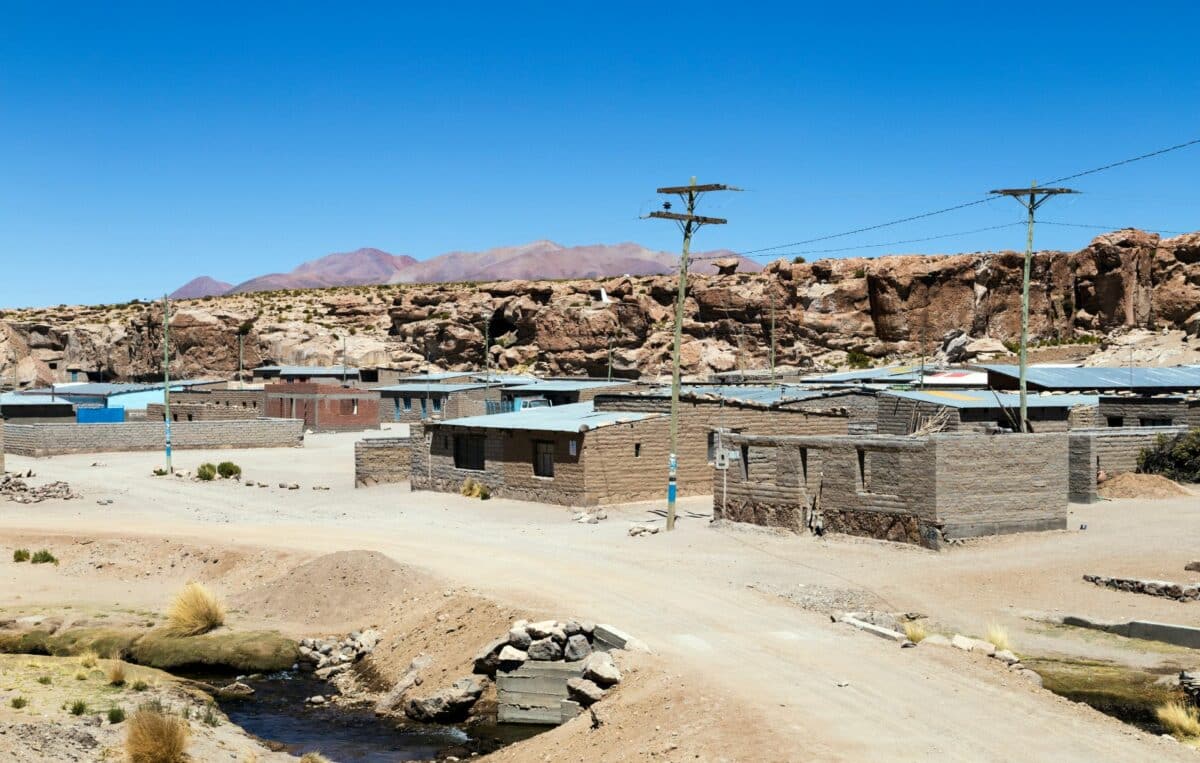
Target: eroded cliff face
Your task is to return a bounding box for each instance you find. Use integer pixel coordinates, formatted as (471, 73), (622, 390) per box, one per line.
(2, 229), (1197, 386)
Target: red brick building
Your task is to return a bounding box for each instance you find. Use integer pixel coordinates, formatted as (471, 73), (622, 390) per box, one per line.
(264, 383), (381, 432)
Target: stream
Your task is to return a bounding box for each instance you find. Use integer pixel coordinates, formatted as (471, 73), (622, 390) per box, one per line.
(199, 672), (548, 762)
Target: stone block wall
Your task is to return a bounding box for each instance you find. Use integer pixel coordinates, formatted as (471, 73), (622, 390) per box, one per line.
(876, 396), (963, 435)
(0, 417), (5, 471)
(171, 389), (266, 411)
(1067, 426), (1189, 502)
(146, 402), (260, 422)
(354, 437), (412, 487)
(1098, 396), (1189, 428)
(379, 387), (501, 424)
(2, 419), (304, 457)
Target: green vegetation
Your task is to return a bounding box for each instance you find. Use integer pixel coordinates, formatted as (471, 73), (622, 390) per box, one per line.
(152, 468), (168, 477)
(132, 679), (149, 691)
(108, 705), (127, 724)
(195, 463), (217, 481)
(460, 477), (491, 500)
(37, 675), (51, 685)
(216, 461), (242, 479)
(130, 629), (297, 672)
(1138, 430), (1200, 483)
(31, 549), (57, 565)
(10, 696), (27, 709)
(1027, 657), (1185, 730)
(1002, 334), (1102, 353)
(69, 698), (88, 715)
(791, 256), (806, 264)
(846, 348), (872, 369)
(853, 267), (866, 278)
(13, 548), (30, 562)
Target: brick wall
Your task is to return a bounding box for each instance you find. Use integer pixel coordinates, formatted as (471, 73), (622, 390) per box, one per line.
(3, 419), (304, 457)
(354, 437), (412, 487)
(1067, 426), (1189, 502)
(1097, 396), (1189, 428)
(264, 383), (381, 432)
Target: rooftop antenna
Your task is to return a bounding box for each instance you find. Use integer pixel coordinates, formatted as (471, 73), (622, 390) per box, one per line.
(989, 182), (1079, 432)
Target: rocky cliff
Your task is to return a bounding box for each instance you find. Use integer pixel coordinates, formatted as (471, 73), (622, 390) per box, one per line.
(3, 229), (1198, 386)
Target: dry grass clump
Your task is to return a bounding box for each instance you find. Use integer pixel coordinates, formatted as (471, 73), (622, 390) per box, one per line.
(165, 582), (225, 637)
(126, 706), (190, 763)
(1157, 701), (1200, 739)
(903, 621), (927, 644)
(300, 753), (332, 763)
(79, 650), (99, 668)
(985, 624), (1011, 652)
(107, 660), (127, 686)
(460, 477), (491, 500)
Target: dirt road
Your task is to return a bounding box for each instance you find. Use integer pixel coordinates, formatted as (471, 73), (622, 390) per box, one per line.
(1, 433), (1195, 761)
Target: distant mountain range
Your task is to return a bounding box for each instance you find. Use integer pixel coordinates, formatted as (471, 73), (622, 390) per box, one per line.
(169, 241), (758, 298)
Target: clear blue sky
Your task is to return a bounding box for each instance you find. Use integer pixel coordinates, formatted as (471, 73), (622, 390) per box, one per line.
(2, 2), (1198, 307)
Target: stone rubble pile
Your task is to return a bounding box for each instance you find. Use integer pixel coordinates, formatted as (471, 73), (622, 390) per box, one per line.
(572, 510), (608, 525)
(1181, 671), (1199, 706)
(296, 628), (381, 682)
(1083, 574), (1200, 602)
(1, 473), (79, 504)
(474, 619), (604, 675)
(628, 524), (661, 537)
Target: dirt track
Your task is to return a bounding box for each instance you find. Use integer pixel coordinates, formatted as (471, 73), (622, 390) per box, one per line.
(1, 431), (1197, 761)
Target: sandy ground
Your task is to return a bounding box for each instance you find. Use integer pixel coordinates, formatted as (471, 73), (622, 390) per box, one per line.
(1, 432), (1198, 761)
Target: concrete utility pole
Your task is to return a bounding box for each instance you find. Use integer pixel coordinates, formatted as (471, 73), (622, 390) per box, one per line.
(990, 182), (1078, 432)
(646, 178), (739, 530)
(161, 295), (173, 474)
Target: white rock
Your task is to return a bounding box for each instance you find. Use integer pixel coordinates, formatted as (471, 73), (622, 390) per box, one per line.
(951, 634), (974, 651)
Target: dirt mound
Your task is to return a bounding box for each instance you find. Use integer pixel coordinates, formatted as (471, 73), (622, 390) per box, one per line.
(231, 550), (430, 631)
(1098, 472), (1193, 500)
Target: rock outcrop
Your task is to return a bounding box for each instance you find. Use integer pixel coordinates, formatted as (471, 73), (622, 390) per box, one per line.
(2, 229), (1197, 383)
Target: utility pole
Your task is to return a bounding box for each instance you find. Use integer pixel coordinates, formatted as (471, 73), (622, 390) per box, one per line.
(483, 311), (491, 382)
(342, 335), (348, 386)
(645, 178), (739, 530)
(161, 295), (173, 474)
(990, 182), (1077, 432)
(768, 289), (776, 385)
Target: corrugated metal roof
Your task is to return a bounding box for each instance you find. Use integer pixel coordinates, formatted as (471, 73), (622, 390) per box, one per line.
(978, 364), (1200, 391)
(375, 383), (491, 394)
(505, 380), (630, 393)
(881, 389), (1099, 409)
(670, 384), (851, 405)
(0, 392), (74, 407)
(471, 374), (540, 384)
(393, 371), (475, 381)
(276, 365), (359, 377)
(434, 401), (660, 433)
(799, 364), (931, 384)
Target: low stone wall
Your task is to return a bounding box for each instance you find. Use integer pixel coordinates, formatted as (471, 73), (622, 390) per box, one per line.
(3, 419), (304, 457)
(354, 437), (412, 487)
(1067, 426), (1188, 502)
(1083, 574), (1200, 602)
(146, 402), (261, 422)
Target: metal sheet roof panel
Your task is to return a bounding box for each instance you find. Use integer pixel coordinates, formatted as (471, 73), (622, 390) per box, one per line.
(433, 402), (661, 433)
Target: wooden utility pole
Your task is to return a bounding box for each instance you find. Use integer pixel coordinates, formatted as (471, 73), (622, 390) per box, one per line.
(645, 178), (739, 530)
(161, 295), (173, 474)
(990, 182), (1078, 431)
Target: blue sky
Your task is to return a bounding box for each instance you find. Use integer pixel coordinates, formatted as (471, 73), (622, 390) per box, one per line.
(2, 2), (1198, 307)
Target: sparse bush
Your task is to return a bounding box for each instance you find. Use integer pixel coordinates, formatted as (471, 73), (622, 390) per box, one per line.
(846, 348), (872, 369)
(300, 753), (332, 763)
(108, 705), (126, 724)
(201, 704), (220, 726)
(985, 624), (1011, 652)
(1157, 701), (1200, 738)
(478, 483), (491, 500)
(152, 468), (168, 477)
(131, 679), (149, 692)
(853, 267), (866, 278)
(196, 463), (217, 481)
(31, 549), (57, 565)
(165, 582), (226, 636)
(1137, 430), (1200, 484)
(460, 477), (480, 497)
(216, 461), (241, 479)
(13, 548), (30, 562)
(107, 660), (127, 686)
(11, 696), (27, 709)
(69, 699), (88, 715)
(903, 621), (927, 644)
(126, 706), (190, 763)
(80, 650), (99, 668)
(75, 671), (88, 681)
(37, 676), (51, 685)
(792, 256), (806, 264)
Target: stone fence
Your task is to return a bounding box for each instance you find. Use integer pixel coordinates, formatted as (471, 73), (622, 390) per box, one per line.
(354, 437), (412, 487)
(3, 419), (304, 457)
(1067, 426), (1189, 502)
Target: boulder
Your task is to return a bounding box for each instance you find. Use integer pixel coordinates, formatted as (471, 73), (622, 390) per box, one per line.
(951, 634), (974, 651)
(566, 677), (606, 706)
(527, 637), (564, 661)
(217, 681), (254, 698)
(508, 625), (532, 650)
(472, 636), (509, 676)
(404, 677), (486, 723)
(582, 652), (621, 687)
(993, 649), (1019, 665)
(497, 645), (528, 664)
(964, 337), (1009, 356)
(564, 634), (592, 662)
(527, 620), (564, 641)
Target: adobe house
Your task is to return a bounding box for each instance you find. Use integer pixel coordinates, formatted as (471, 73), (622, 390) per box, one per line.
(375, 382), (501, 423)
(500, 380), (636, 410)
(875, 389), (1098, 434)
(0, 393), (75, 424)
(1096, 395), (1199, 429)
(413, 402), (669, 506)
(264, 383), (380, 432)
(714, 431), (1069, 547)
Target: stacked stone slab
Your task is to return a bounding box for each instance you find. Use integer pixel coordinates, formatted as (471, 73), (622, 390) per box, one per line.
(354, 437), (411, 487)
(2, 419), (304, 457)
(1083, 574), (1200, 602)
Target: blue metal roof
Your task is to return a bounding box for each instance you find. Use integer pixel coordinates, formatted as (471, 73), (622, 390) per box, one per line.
(1, 392), (74, 407)
(799, 364), (932, 384)
(659, 384), (852, 406)
(434, 401), (660, 433)
(375, 382), (492, 394)
(881, 388), (1099, 410)
(504, 380), (630, 393)
(471, 374), (540, 385)
(276, 365), (359, 377)
(394, 371), (475, 381)
(978, 364), (1200, 392)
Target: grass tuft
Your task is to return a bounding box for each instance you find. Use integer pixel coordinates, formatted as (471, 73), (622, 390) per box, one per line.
(216, 461), (242, 479)
(196, 463), (217, 481)
(126, 706), (190, 763)
(1157, 701), (1200, 739)
(69, 699), (88, 715)
(300, 753), (332, 763)
(30, 549), (57, 565)
(985, 624), (1011, 652)
(79, 650), (99, 668)
(164, 582), (225, 637)
(131, 679), (149, 691)
(108, 705), (126, 724)
(12, 548), (30, 562)
(37, 676), (51, 685)
(10, 696), (27, 709)
(107, 660), (127, 686)
(903, 621), (927, 644)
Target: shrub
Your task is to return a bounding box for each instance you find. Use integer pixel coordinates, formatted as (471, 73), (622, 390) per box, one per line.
(985, 624), (1011, 652)
(165, 582), (226, 636)
(201, 704), (220, 726)
(478, 483), (491, 500)
(152, 468), (168, 477)
(75, 671), (88, 681)
(37, 676), (51, 685)
(846, 348), (872, 370)
(108, 705), (126, 724)
(1157, 701), (1200, 738)
(300, 753), (332, 763)
(107, 660), (127, 686)
(13, 548), (30, 562)
(196, 463), (218, 481)
(69, 699), (88, 715)
(1137, 430), (1200, 484)
(80, 650), (99, 668)
(31, 549), (57, 565)
(791, 256), (806, 264)
(853, 267), (866, 278)
(216, 462), (241, 479)
(460, 478), (480, 497)
(131, 680), (149, 691)
(902, 621), (927, 644)
(126, 706), (190, 763)
(11, 696), (27, 709)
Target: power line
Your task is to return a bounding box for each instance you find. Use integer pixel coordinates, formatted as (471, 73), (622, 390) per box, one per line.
(1043, 136), (1200, 185)
(1039, 220), (1191, 236)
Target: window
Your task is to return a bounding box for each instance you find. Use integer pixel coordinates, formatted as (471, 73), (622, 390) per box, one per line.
(534, 440), (555, 478)
(1140, 417), (1172, 427)
(634, 443), (641, 458)
(420, 398), (428, 419)
(403, 397), (412, 411)
(707, 432), (717, 463)
(454, 434), (486, 471)
(1106, 415), (1123, 427)
(740, 444), (750, 480)
(432, 396), (443, 413)
(800, 448), (809, 486)
(340, 398), (355, 415)
(857, 448), (868, 491)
